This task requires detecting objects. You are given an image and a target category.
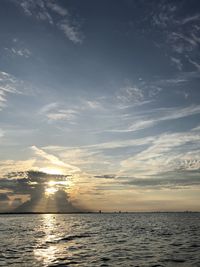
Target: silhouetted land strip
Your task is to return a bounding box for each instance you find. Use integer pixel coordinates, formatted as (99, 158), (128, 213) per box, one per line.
(0, 212), (94, 215)
(0, 211), (199, 215)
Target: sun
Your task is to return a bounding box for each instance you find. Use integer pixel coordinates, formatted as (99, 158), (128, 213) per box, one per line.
(41, 168), (70, 197)
(45, 186), (58, 196)
(45, 180), (59, 196)
(45, 180), (69, 197)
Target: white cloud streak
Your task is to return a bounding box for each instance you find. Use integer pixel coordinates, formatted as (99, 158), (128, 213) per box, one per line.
(121, 131), (200, 177)
(58, 20), (82, 44)
(15, 0), (83, 44)
(105, 105), (200, 133)
(4, 47), (31, 58)
(40, 103), (79, 122)
(47, 2), (68, 16)
(0, 159), (36, 176)
(0, 71), (22, 110)
(31, 145), (80, 173)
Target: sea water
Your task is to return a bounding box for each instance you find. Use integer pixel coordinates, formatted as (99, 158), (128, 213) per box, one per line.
(0, 213), (200, 266)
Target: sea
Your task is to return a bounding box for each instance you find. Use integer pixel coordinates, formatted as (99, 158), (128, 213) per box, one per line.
(0, 213), (200, 267)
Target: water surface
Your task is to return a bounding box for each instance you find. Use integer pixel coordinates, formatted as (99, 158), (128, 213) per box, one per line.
(0, 213), (200, 266)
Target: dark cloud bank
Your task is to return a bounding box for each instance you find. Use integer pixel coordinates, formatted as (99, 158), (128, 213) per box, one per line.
(0, 171), (84, 213)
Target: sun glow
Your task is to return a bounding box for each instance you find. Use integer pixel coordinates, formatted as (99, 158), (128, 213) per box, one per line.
(40, 167), (64, 175)
(45, 185), (58, 196)
(45, 180), (70, 197)
(41, 167), (71, 197)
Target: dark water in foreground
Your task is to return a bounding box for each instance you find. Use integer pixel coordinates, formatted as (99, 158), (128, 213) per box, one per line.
(0, 213), (200, 267)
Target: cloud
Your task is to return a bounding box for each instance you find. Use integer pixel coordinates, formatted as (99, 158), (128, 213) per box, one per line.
(105, 120), (155, 133)
(19, 0), (53, 23)
(0, 129), (4, 138)
(0, 70), (33, 111)
(14, 189), (81, 213)
(47, 2), (68, 16)
(170, 57), (183, 71)
(0, 159), (35, 176)
(47, 109), (78, 121)
(94, 174), (116, 179)
(40, 103), (79, 122)
(120, 131), (200, 178)
(117, 86), (144, 104)
(31, 145), (80, 173)
(151, 2), (200, 73)
(0, 193), (10, 212)
(187, 57), (200, 72)
(120, 170), (200, 189)
(40, 102), (58, 113)
(40, 136), (155, 176)
(180, 14), (200, 25)
(191, 125), (200, 132)
(94, 168), (200, 191)
(15, 0), (83, 44)
(39, 99), (104, 124)
(0, 193), (9, 201)
(84, 100), (102, 109)
(0, 71), (20, 109)
(170, 32), (198, 49)
(42, 135), (154, 161)
(152, 2), (176, 28)
(4, 47), (31, 58)
(39, 127), (200, 193)
(0, 170), (83, 212)
(58, 20), (83, 44)
(11, 198), (23, 209)
(105, 105), (200, 133)
(114, 79), (163, 110)
(31, 145), (66, 166)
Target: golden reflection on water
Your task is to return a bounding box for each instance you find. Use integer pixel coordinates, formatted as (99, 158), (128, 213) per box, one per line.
(34, 214), (59, 266)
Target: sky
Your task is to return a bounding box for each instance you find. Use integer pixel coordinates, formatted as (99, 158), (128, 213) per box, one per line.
(0, 0), (200, 212)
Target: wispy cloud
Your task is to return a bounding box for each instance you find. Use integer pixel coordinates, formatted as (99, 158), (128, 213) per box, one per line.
(58, 20), (83, 44)
(4, 47), (31, 58)
(40, 102), (78, 122)
(114, 80), (162, 110)
(170, 57), (183, 71)
(31, 145), (80, 173)
(187, 57), (200, 71)
(83, 136), (154, 151)
(120, 131), (200, 178)
(0, 159), (36, 176)
(0, 129), (4, 138)
(0, 71), (21, 110)
(14, 0), (83, 44)
(180, 14), (200, 25)
(116, 85), (144, 104)
(105, 120), (155, 133)
(151, 2), (200, 73)
(84, 100), (103, 109)
(152, 2), (176, 28)
(105, 104), (200, 133)
(19, 0), (54, 23)
(41, 135), (155, 175)
(47, 2), (68, 16)
(47, 109), (78, 121)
